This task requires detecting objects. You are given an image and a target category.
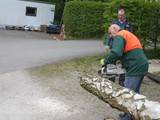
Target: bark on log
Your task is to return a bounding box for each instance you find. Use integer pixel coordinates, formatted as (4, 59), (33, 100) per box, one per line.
(80, 74), (160, 120)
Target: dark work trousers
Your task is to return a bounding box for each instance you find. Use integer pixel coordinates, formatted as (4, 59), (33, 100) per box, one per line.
(118, 74), (125, 86)
(109, 74), (125, 87)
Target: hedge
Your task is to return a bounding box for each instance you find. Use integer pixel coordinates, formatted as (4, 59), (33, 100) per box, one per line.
(63, 1), (106, 39)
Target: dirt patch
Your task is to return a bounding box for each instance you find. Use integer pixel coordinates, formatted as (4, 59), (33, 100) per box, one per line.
(29, 61), (120, 120)
(141, 59), (160, 102)
(148, 59), (160, 73)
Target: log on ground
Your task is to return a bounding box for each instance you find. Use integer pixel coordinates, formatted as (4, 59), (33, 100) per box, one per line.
(80, 74), (160, 120)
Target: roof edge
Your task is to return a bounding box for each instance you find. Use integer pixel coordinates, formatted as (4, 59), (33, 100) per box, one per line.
(19, 0), (55, 5)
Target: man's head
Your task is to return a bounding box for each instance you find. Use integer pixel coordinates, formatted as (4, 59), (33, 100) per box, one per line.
(108, 24), (120, 38)
(118, 9), (126, 22)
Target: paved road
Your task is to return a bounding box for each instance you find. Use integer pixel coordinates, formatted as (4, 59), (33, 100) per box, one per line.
(0, 29), (104, 73)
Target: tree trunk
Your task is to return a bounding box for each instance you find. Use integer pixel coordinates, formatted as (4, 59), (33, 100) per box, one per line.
(80, 74), (160, 120)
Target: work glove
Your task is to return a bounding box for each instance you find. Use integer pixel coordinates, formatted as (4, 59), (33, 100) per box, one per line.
(105, 45), (111, 53)
(100, 59), (105, 65)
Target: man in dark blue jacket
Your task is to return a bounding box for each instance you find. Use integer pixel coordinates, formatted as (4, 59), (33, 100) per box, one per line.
(106, 8), (133, 47)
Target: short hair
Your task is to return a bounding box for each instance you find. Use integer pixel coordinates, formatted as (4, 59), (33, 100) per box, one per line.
(118, 8), (126, 14)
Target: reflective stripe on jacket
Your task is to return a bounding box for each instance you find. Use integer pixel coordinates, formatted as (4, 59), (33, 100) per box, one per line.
(116, 30), (142, 53)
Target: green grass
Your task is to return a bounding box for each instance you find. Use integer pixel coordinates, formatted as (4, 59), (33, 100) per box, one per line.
(30, 54), (106, 79)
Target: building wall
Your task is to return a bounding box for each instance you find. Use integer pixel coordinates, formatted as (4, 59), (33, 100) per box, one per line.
(0, 0), (55, 28)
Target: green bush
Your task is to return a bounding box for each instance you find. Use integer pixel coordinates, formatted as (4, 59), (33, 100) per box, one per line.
(144, 48), (160, 59)
(63, 1), (106, 39)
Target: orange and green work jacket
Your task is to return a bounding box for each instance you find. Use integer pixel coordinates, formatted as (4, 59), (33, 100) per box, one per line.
(104, 29), (148, 76)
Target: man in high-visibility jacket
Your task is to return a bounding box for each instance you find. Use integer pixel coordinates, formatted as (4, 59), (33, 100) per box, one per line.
(105, 8), (133, 86)
(101, 24), (148, 120)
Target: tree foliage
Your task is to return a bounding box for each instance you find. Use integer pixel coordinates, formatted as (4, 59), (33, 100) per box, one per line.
(146, 2), (160, 50)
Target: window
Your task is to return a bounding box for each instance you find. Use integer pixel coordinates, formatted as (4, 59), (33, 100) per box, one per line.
(26, 6), (37, 16)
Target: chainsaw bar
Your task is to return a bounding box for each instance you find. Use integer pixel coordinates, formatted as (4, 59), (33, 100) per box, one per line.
(98, 64), (126, 78)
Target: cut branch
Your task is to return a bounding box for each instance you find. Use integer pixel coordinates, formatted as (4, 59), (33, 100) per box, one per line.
(80, 74), (160, 120)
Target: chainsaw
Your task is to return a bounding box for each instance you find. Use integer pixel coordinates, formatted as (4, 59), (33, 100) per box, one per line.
(98, 64), (126, 78)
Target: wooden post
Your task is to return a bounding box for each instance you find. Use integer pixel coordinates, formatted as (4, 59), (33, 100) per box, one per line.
(80, 74), (160, 120)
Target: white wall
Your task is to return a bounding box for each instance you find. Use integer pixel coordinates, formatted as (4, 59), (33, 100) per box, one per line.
(0, 0), (55, 28)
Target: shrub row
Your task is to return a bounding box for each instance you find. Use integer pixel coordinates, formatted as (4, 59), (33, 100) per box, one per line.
(63, 1), (106, 39)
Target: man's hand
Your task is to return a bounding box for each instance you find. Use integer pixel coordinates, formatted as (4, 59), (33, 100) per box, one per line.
(105, 45), (111, 53)
(100, 59), (105, 65)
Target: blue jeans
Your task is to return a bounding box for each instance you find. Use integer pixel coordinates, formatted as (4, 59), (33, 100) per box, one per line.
(121, 75), (145, 120)
(124, 76), (144, 93)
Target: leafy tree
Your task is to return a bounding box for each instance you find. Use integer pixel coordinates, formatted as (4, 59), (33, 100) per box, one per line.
(147, 2), (160, 51)
(134, 1), (160, 50)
